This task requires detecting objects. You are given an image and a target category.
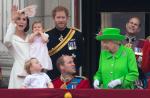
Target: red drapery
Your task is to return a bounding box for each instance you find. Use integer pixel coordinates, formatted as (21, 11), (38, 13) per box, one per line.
(0, 89), (150, 98)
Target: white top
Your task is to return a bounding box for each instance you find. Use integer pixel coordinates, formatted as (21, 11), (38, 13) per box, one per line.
(4, 22), (30, 88)
(29, 34), (53, 70)
(23, 72), (51, 88)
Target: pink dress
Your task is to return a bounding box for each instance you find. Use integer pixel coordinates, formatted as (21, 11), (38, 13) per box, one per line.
(29, 33), (53, 70)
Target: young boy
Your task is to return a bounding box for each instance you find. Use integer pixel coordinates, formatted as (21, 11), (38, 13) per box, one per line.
(22, 58), (54, 88)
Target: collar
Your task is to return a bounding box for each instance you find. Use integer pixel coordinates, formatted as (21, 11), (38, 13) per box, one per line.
(106, 45), (124, 59)
(125, 35), (136, 43)
(60, 74), (74, 83)
(54, 27), (69, 35)
(31, 72), (43, 75)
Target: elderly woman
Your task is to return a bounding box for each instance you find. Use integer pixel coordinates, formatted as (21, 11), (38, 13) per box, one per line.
(93, 28), (139, 89)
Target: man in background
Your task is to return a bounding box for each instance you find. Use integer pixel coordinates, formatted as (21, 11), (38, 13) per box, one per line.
(123, 16), (141, 49)
(123, 16), (146, 89)
(46, 6), (84, 80)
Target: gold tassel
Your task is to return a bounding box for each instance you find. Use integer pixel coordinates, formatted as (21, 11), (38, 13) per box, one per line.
(60, 82), (67, 89)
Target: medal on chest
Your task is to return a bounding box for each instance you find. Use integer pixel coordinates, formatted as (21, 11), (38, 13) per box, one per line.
(125, 43), (132, 48)
(59, 34), (64, 41)
(68, 39), (77, 50)
(60, 75), (72, 89)
(60, 82), (67, 89)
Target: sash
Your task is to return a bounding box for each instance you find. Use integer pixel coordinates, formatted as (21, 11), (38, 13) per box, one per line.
(66, 77), (82, 89)
(49, 28), (76, 56)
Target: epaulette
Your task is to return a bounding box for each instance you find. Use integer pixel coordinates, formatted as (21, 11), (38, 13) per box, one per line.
(70, 27), (81, 32)
(74, 75), (87, 80)
(44, 28), (51, 33)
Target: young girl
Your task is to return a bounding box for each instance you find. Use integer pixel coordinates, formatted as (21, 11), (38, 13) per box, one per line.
(23, 58), (54, 88)
(29, 21), (53, 71)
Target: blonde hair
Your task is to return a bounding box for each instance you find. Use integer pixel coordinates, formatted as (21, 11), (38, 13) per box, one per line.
(32, 21), (44, 29)
(24, 58), (37, 74)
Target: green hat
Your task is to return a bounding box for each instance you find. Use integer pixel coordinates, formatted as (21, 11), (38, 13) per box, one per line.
(96, 28), (125, 41)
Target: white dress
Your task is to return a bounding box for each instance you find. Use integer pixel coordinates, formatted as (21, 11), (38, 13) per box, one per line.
(29, 34), (53, 70)
(4, 23), (30, 88)
(23, 72), (51, 88)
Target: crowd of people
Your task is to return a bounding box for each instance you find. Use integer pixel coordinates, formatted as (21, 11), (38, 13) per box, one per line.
(3, 4), (150, 90)
(4, 5), (87, 89)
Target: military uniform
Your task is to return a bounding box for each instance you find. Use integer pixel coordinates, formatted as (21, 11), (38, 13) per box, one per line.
(46, 27), (83, 80)
(123, 35), (146, 88)
(123, 35), (138, 50)
(52, 76), (90, 89)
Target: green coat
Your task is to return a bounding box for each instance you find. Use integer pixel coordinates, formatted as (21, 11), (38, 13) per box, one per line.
(94, 45), (139, 89)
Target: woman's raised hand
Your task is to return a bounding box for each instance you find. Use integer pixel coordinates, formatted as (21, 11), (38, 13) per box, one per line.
(11, 5), (20, 22)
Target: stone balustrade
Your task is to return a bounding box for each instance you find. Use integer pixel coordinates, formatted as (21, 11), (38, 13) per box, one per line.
(0, 42), (13, 88)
